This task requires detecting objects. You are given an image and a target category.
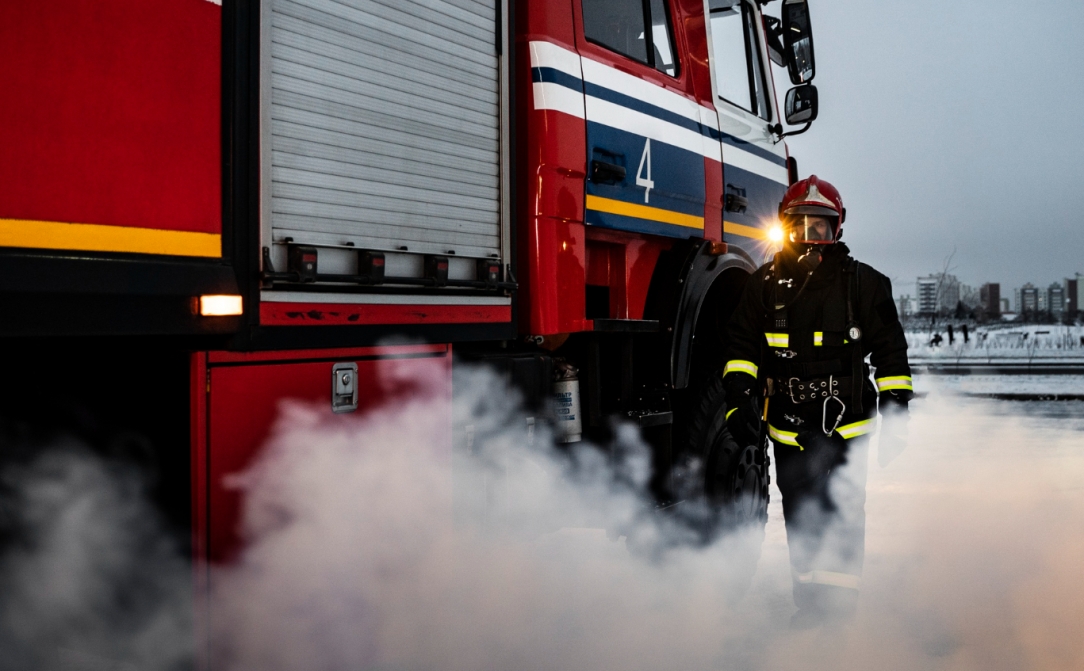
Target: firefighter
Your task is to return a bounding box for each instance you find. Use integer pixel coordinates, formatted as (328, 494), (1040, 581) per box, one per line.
(722, 175), (912, 626)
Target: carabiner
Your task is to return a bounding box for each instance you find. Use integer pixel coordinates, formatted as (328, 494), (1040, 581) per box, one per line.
(822, 394), (846, 436)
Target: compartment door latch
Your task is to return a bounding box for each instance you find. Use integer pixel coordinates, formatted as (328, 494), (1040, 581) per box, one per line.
(332, 362), (358, 413)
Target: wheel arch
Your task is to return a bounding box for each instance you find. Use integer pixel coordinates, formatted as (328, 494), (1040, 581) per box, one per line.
(643, 239), (758, 390)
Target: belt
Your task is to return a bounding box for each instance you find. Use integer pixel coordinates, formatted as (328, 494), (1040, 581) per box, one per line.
(769, 375), (853, 405)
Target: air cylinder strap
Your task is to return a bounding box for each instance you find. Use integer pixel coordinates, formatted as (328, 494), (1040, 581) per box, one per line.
(844, 259), (864, 415)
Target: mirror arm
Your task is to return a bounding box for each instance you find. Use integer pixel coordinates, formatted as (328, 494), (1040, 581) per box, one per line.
(772, 122), (813, 144)
(780, 121), (815, 140)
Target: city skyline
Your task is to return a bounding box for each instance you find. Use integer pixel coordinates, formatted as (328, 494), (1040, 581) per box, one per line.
(897, 271), (1082, 316)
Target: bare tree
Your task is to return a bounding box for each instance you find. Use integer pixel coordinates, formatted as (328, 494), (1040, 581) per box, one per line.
(930, 247), (958, 333)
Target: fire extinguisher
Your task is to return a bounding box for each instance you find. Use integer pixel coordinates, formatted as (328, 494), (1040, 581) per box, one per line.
(551, 361), (581, 443)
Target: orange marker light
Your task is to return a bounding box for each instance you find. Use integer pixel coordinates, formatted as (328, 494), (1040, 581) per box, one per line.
(199, 295), (243, 316)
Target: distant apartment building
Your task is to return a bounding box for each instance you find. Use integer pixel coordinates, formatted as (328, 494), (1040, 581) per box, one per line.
(897, 294), (916, 318)
(917, 273), (959, 314)
(1015, 283), (1039, 314)
(917, 276), (938, 315)
(960, 283), (979, 309)
(1067, 273), (1081, 314)
(1048, 282), (1066, 315)
(1000, 298), (1010, 313)
(980, 283), (1001, 316)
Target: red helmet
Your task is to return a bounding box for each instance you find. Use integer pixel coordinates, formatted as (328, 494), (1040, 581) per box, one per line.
(778, 175), (846, 245)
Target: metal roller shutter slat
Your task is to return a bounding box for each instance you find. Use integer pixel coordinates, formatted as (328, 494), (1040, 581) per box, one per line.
(270, 44), (496, 118)
(274, 149), (499, 200)
(271, 9), (496, 85)
(272, 76), (497, 148)
(279, 0), (492, 67)
(271, 27), (497, 106)
(271, 109), (497, 170)
(273, 136), (498, 190)
(272, 163), (499, 212)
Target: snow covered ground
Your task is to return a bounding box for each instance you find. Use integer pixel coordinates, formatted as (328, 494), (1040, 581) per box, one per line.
(906, 325), (1084, 371)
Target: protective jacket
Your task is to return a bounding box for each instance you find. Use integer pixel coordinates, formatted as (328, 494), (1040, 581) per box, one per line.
(724, 242), (912, 440)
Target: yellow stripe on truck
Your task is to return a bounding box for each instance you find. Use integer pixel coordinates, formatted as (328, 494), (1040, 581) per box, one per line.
(723, 221), (769, 240)
(585, 195), (704, 229)
(0, 218), (222, 258)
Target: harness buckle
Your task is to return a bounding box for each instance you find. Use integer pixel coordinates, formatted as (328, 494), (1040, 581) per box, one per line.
(785, 377), (800, 401)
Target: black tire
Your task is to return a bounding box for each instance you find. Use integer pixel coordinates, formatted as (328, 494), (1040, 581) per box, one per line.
(684, 372), (770, 533)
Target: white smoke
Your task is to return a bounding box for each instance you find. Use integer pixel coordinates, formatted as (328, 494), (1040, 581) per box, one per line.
(0, 443), (190, 671)
(2, 367), (1083, 670)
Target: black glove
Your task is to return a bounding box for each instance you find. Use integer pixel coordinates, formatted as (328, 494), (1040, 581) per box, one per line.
(724, 374), (762, 447)
(877, 390), (911, 467)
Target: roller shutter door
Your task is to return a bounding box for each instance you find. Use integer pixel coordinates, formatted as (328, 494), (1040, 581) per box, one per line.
(267, 0), (501, 259)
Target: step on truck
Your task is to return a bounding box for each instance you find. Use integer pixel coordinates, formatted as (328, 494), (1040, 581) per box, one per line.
(0, 0), (821, 655)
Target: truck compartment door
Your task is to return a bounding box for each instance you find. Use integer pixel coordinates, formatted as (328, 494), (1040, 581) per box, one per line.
(261, 0), (508, 285)
(197, 345), (452, 564)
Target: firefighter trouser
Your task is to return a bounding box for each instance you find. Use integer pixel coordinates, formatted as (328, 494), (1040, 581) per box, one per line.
(772, 427), (871, 613)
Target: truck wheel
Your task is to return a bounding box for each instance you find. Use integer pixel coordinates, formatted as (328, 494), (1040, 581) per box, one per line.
(686, 372), (770, 533)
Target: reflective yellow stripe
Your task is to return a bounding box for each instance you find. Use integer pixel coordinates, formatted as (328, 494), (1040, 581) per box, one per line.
(794, 570), (861, 590)
(723, 360), (758, 378)
(764, 332), (790, 348)
(768, 424), (800, 447)
(586, 195), (704, 229)
(0, 218), (222, 258)
(723, 221), (768, 240)
(876, 375), (914, 392)
(813, 331), (823, 346)
(836, 419), (876, 439)
(726, 407), (737, 420)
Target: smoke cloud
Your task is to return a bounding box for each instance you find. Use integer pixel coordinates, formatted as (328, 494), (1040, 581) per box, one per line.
(1, 367), (1083, 670)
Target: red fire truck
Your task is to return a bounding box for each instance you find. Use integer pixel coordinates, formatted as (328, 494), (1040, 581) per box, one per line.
(0, 0), (819, 567)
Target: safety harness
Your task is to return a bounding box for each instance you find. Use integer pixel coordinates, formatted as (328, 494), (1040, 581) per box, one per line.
(762, 253), (866, 432)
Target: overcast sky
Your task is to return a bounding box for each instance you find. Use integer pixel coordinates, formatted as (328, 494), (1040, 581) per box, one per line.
(767, 0), (1084, 300)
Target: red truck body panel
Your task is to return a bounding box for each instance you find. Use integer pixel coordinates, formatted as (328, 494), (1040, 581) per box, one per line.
(259, 302), (513, 327)
(0, 0), (221, 257)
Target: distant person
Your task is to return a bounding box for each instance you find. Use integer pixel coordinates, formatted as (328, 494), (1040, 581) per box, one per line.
(962, 323), (969, 343)
(948, 324), (955, 345)
(930, 332), (943, 347)
(721, 176), (912, 628)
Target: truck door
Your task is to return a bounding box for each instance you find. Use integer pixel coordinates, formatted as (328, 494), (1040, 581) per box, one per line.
(706, 0), (790, 261)
(576, 0), (711, 239)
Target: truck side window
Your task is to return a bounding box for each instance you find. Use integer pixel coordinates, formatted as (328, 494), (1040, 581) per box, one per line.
(709, 1), (772, 120)
(648, 0), (677, 77)
(583, 0), (679, 77)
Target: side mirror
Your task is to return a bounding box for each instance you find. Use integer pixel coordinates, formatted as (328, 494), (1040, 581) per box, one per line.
(782, 0), (815, 85)
(784, 84), (818, 125)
